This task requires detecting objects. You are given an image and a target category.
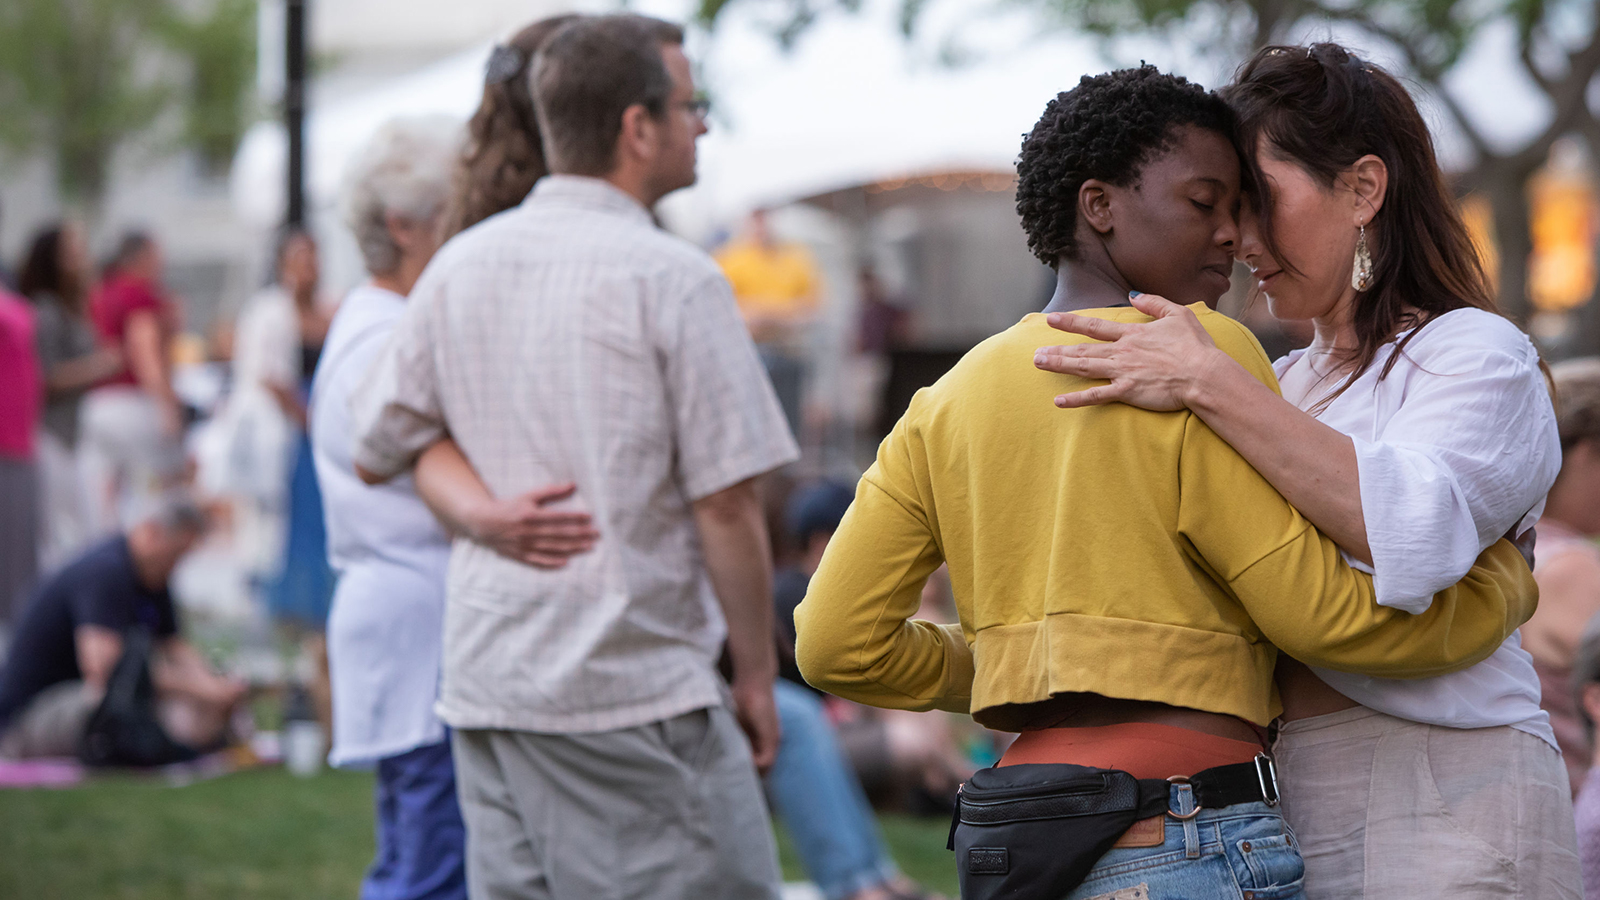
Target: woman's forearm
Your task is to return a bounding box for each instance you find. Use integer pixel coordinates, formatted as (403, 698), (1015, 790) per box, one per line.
(45, 349), (123, 396)
(1186, 348), (1372, 565)
(413, 439), (494, 537)
(124, 312), (177, 406)
(409, 439), (599, 567)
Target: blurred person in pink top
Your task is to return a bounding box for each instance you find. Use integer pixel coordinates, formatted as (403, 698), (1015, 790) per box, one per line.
(1532, 358), (1600, 793)
(0, 285), (41, 626)
(81, 232), (185, 532)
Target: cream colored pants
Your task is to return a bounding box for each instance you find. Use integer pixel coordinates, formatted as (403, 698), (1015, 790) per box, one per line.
(78, 387), (183, 531)
(1275, 706), (1581, 898)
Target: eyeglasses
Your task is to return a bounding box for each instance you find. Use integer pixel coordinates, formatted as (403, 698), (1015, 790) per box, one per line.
(679, 97), (712, 119)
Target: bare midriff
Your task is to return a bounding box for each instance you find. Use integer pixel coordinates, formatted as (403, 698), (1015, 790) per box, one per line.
(994, 694), (1263, 780)
(1275, 657), (1361, 721)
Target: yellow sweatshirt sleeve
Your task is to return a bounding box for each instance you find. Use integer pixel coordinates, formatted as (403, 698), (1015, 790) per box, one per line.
(1177, 414), (1535, 678)
(794, 418), (975, 712)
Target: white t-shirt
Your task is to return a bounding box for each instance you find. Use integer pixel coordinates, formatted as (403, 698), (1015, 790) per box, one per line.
(1274, 307), (1560, 745)
(309, 284), (451, 766)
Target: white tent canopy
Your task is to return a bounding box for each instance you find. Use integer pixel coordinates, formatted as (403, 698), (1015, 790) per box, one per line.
(231, 1), (1111, 235)
(231, 0), (1550, 237)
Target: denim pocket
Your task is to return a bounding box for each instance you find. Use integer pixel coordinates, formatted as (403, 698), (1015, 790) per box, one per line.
(1237, 832), (1304, 893)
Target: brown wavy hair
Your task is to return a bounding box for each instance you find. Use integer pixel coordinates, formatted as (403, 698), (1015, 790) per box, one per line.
(1221, 43), (1497, 401)
(440, 14), (581, 239)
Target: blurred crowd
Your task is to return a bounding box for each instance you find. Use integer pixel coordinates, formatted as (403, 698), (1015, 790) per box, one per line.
(0, 13), (943, 900)
(5, 10), (1600, 900)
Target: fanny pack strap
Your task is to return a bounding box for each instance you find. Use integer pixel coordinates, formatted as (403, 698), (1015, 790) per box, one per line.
(1145, 753), (1280, 819)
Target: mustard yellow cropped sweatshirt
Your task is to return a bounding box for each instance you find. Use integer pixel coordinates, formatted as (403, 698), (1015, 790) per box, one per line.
(794, 306), (1536, 730)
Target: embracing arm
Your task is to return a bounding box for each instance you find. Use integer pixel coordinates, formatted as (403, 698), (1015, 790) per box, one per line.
(794, 424), (973, 712)
(411, 438), (598, 569)
(1182, 344), (1369, 563)
(1034, 295), (1372, 563)
(1178, 415), (1535, 678)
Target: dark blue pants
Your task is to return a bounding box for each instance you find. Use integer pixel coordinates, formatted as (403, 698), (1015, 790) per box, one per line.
(362, 738), (468, 900)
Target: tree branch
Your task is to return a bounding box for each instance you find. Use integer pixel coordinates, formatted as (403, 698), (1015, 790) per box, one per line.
(1311, 6), (1498, 164)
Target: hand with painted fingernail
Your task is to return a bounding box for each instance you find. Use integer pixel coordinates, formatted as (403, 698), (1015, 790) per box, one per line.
(1032, 292), (1226, 412)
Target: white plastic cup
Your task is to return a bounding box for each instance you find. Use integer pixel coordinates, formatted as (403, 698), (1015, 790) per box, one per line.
(283, 720), (325, 777)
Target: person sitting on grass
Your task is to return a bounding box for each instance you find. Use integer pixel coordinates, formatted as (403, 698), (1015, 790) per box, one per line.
(0, 500), (247, 761)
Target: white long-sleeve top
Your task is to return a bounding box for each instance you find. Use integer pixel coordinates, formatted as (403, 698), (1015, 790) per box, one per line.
(310, 284), (450, 766)
(1274, 307), (1560, 744)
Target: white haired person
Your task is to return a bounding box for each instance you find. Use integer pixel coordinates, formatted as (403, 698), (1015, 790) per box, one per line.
(311, 117), (597, 900)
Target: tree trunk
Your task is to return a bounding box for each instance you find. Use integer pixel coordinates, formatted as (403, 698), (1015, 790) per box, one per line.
(1484, 168), (1534, 326)
(1250, 0), (1293, 49)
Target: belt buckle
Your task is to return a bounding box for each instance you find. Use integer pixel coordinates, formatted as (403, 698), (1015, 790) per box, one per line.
(1254, 752), (1280, 807)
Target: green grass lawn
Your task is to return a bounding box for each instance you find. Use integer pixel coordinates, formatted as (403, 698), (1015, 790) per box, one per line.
(0, 767), (959, 899)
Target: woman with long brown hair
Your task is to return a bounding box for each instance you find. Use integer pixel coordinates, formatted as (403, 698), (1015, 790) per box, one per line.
(404, 13), (602, 566)
(438, 14), (579, 240)
(21, 223), (122, 566)
(1033, 43), (1579, 897)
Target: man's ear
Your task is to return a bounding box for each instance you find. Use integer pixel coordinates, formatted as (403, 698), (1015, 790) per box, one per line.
(616, 103), (659, 168)
(1079, 179), (1115, 237)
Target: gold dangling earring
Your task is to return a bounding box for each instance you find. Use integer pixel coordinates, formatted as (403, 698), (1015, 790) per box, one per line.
(1352, 223), (1374, 292)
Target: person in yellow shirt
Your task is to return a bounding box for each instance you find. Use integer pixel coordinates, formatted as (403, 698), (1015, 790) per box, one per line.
(715, 208), (821, 438)
(794, 66), (1535, 900)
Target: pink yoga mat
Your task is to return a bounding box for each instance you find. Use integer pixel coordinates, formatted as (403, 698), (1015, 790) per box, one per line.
(0, 758), (85, 788)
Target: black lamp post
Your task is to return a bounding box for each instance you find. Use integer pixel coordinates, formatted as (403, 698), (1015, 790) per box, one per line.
(285, 0), (307, 228)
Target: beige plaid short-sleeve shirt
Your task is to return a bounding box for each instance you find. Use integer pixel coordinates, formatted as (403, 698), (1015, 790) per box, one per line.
(352, 175), (799, 734)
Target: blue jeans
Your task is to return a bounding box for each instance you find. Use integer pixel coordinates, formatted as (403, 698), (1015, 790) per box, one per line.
(1067, 788), (1304, 900)
(767, 680), (899, 900)
(362, 738), (468, 900)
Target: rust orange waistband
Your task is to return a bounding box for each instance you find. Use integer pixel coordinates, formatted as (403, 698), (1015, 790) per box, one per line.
(998, 722), (1262, 780)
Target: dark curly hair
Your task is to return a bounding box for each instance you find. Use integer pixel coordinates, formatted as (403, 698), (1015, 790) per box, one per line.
(1016, 65), (1235, 268)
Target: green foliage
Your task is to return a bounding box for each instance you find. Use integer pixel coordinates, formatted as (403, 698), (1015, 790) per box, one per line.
(0, 0), (258, 207)
(163, 0), (260, 178)
(0, 0), (173, 205)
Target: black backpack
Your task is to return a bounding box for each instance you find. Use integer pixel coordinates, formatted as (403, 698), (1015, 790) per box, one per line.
(78, 627), (199, 768)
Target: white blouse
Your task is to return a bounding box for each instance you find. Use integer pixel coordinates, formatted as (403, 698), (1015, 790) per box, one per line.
(310, 285), (451, 766)
(1273, 307), (1560, 745)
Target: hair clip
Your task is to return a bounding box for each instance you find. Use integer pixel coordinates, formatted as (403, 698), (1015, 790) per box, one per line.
(485, 45), (526, 86)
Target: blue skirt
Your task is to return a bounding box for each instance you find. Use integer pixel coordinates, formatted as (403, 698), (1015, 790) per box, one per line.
(266, 431), (334, 627)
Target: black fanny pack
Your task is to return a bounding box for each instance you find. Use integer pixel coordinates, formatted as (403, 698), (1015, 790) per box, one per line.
(947, 755), (1279, 900)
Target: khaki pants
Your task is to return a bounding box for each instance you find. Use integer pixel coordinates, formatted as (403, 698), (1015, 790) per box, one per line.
(451, 706), (781, 900)
(1275, 706), (1581, 899)
(78, 387), (183, 532)
(0, 681), (94, 759)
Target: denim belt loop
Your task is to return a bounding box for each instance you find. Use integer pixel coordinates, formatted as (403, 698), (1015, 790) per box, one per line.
(1169, 783), (1201, 859)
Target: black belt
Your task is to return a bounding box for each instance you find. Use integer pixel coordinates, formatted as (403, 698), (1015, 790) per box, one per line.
(1149, 753), (1279, 818)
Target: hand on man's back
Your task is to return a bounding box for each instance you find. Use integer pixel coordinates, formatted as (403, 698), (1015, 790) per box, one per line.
(465, 482), (601, 569)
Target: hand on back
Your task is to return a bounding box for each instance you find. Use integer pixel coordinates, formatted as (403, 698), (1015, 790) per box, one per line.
(467, 482), (600, 569)
(1032, 292), (1222, 412)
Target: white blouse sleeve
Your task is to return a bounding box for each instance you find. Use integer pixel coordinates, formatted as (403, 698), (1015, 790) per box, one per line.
(1354, 314), (1559, 613)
